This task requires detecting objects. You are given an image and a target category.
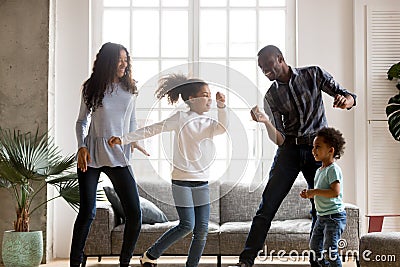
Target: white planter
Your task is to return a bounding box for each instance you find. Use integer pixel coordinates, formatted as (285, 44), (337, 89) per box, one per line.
(2, 230), (43, 267)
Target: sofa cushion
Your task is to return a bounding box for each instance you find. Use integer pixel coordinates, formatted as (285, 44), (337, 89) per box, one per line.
(219, 219), (312, 255)
(219, 219), (311, 234)
(137, 179), (220, 223)
(103, 186), (168, 224)
(112, 221), (220, 255)
(219, 179), (311, 223)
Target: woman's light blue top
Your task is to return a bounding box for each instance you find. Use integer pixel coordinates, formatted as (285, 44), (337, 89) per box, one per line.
(76, 83), (137, 168)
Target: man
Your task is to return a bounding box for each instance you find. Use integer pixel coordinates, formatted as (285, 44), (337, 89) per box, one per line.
(231, 45), (356, 267)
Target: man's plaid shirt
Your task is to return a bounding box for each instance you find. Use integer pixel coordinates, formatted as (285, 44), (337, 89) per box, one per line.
(263, 66), (357, 138)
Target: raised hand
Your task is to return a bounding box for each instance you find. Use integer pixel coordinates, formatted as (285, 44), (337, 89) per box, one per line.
(333, 94), (354, 109)
(216, 92), (226, 108)
(250, 105), (268, 123)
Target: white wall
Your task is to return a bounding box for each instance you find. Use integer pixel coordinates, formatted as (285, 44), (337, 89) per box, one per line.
(51, 0), (358, 258)
(297, 0), (356, 204)
(53, 0), (90, 258)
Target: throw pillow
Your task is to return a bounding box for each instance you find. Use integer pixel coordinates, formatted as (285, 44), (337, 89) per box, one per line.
(103, 186), (125, 225)
(140, 196), (168, 224)
(103, 186), (168, 225)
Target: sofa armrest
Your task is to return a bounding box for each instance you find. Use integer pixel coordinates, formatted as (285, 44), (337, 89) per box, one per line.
(84, 201), (117, 256)
(341, 203), (361, 252)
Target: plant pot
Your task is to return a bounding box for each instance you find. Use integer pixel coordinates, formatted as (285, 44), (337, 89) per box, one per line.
(2, 230), (43, 267)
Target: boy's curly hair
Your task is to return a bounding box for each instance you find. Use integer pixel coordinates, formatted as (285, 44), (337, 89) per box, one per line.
(316, 127), (346, 159)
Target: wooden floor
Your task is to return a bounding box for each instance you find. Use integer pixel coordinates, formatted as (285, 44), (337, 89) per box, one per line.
(31, 256), (358, 267)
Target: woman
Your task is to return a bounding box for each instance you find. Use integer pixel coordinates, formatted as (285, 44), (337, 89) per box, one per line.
(70, 42), (148, 267)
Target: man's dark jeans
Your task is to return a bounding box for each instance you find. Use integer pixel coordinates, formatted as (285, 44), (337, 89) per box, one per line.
(239, 143), (321, 266)
(70, 166), (141, 266)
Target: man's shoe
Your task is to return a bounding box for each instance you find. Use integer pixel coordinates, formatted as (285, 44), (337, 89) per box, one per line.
(228, 262), (252, 267)
(139, 251), (158, 267)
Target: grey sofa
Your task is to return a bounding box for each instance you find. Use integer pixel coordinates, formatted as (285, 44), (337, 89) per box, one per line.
(359, 232), (400, 267)
(83, 178), (360, 266)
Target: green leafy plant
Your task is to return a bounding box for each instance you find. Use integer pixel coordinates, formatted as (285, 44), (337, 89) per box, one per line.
(0, 127), (79, 232)
(386, 62), (400, 141)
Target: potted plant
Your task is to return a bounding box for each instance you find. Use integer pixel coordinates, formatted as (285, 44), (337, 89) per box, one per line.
(386, 62), (400, 141)
(0, 127), (79, 267)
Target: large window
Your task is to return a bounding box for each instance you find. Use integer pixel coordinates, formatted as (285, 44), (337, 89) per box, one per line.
(92, 0), (296, 184)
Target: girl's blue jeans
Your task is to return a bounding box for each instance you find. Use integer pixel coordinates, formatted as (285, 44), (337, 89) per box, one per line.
(310, 211), (347, 267)
(147, 180), (210, 267)
(70, 166), (141, 266)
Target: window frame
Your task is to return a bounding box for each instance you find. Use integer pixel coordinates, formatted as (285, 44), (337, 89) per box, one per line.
(90, 0), (297, 183)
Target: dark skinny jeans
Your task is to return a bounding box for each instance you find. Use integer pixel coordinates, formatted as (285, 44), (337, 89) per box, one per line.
(239, 143), (321, 266)
(70, 166), (141, 266)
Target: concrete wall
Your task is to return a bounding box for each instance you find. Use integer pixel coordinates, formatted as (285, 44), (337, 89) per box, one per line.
(0, 0), (50, 261)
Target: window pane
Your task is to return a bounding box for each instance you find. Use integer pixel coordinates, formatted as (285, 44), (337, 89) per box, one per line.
(199, 61), (227, 89)
(200, 0), (227, 7)
(229, 61), (258, 108)
(132, 10), (159, 57)
(132, 60), (158, 88)
(132, 60), (159, 109)
(229, 10), (256, 57)
(238, 159), (262, 184)
(159, 159), (173, 181)
(161, 0), (188, 7)
(161, 11), (188, 57)
(259, 0), (286, 7)
(257, 73), (273, 105)
(134, 113), (160, 158)
(132, 0), (159, 7)
(258, 10), (286, 53)
(104, 0), (129, 7)
(229, 60), (257, 86)
(199, 10), (227, 57)
(132, 159), (160, 180)
(103, 10), (130, 49)
(161, 60), (189, 74)
(210, 160), (229, 182)
(230, 0), (256, 7)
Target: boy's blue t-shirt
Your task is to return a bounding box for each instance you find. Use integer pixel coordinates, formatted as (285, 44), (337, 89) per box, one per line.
(314, 162), (345, 216)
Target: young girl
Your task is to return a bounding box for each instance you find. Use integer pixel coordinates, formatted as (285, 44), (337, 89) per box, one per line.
(300, 127), (347, 267)
(71, 42), (148, 267)
(108, 73), (228, 267)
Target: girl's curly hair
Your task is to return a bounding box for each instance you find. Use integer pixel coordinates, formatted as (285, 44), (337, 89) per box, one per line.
(316, 127), (346, 159)
(155, 73), (207, 105)
(82, 42), (137, 112)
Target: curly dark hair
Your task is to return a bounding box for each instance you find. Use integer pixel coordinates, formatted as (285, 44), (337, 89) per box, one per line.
(155, 73), (207, 105)
(316, 127), (346, 159)
(82, 42), (137, 112)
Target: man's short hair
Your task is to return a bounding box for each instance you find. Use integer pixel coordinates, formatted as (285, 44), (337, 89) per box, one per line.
(257, 45), (283, 57)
